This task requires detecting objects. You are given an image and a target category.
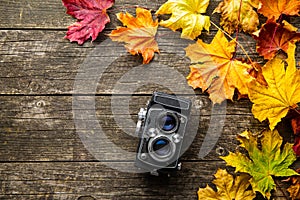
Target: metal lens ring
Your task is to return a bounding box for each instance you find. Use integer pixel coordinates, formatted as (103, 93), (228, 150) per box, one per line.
(148, 136), (176, 162)
(157, 112), (179, 133)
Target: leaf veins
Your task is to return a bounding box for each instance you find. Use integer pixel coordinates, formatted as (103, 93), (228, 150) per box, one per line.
(62, 0), (114, 45)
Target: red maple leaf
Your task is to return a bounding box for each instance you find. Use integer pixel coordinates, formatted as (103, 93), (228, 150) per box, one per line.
(253, 21), (300, 60)
(62, 0), (114, 45)
(293, 137), (300, 156)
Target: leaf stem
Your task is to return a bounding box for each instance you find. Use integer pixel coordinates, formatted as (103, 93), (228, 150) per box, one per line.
(269, 14), (283, 53)
(291, 106), (300, 115)
(210, 20), (254, 65)
(233, 0), (243, 58)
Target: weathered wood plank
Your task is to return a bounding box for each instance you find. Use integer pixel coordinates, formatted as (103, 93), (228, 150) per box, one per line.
(0, 161), (222, 199)
(0, 161), (291, 199)
(1, 29), (285, 95)
(0, 0), (222, 29)
(0, 0), (299, 199)
(2, 0), (299, 32)
(0, 95), (269, 162)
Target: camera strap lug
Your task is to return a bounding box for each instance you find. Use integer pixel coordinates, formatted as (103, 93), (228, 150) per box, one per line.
(150, 169), (159, 176)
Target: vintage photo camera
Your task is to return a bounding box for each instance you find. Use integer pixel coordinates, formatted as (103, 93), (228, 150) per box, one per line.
(135, 92), (192, 175)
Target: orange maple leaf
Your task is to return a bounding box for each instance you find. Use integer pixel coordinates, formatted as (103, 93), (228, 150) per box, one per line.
(253, 21), (300, 60)
(186, 30), (253, 104)
(109, 8), (159, 64)
(258, 0), (300, 21)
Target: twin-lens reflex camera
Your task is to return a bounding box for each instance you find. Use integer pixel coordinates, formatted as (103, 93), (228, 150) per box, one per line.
(135, 92), (192, 176)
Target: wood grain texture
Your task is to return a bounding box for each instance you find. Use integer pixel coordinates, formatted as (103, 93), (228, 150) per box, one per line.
(0, 0), (221, 29)
(0, 0), (299, 199)
(0, 95), (268, 162)
(0, 29), (274, 95)
(0, 162), (291, 199)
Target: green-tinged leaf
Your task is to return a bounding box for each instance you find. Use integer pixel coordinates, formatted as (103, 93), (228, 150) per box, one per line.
(221, 129), (298, 199)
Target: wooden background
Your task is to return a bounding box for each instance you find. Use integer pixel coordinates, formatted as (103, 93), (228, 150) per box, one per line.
(0, 0), (299, 199)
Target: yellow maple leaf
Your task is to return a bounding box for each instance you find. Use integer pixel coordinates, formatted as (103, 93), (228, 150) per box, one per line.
(214, 0), (259, 34)
(248, 43), (300, 130)
(186, 30), (253, 104)
(198, 169), (256, 200)
(155, 0), (210, 40)
(109, 8), (159, 64)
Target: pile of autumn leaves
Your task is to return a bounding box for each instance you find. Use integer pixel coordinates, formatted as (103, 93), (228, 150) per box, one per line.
(62, 0), (300, 199)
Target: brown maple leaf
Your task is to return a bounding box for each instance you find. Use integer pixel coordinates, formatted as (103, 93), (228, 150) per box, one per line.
(258, 0), (300, 21)
(214, 0), (259, 34)
(186, 30), (253, 104)
(253, 21), (300, 60)
(109, 8), (159, 64)
(248, 62), (267, 87)
(285, 169), (300, 200)
(62, 0), (114, 45)
(292, 117), (300, 136)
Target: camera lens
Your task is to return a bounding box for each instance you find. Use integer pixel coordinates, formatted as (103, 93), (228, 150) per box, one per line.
(152, 138), (171, 156)
(160, 114), (177, 132)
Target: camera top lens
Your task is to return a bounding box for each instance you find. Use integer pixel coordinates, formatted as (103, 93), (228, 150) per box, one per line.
(158, 113), (178, 132)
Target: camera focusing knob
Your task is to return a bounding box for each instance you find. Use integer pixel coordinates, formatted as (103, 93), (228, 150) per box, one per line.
(135, 108), (147, 136)
(138, 108), (146, 120)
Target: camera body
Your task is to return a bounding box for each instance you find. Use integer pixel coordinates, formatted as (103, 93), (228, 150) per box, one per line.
(135, 92), (192, 175)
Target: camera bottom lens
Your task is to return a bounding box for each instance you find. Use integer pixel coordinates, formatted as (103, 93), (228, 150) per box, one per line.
(148, 137), (176, 162)
(153, 138), (171, 156)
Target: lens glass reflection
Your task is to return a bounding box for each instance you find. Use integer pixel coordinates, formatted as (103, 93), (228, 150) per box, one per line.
(153, 138), (171, 156)
(161, 114), (176, 131)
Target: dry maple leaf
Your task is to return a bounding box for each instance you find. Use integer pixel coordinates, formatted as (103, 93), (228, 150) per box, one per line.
(248, 43), (300, 130)
(253, 21), (300, 60)
(292, 116), (300, 136)
(293, 136), (300, 156)
(287, 105), (300, 137)
(62, 0), (114, 45)
(108, 8), (159, 64)
(185, 30), (253, 104)
(258, 0), (300, 21)
(247, 62), (267, 86)
(284, 169), (300, 200)
(198, 169), (256, 200)
(221, 129), (298, 199)
(213, 0), (259, 34)
(155, 0), (210, 40)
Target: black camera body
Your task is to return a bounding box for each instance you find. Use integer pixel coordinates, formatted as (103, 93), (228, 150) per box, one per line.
(135, 92), (192, 175)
